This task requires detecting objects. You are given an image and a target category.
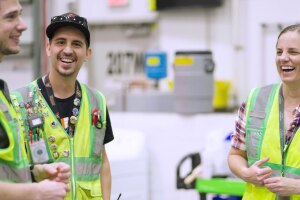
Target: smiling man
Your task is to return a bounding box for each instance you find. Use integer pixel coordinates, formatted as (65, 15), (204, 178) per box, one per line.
(0, 0), (26, 60)
(10, 12), (114, 200)
(0, 0), (70, 200)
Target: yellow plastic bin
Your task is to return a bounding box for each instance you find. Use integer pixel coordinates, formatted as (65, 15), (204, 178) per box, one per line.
(213, 80), (231, 110)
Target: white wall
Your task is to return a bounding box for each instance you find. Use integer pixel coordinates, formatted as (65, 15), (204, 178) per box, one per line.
(158, 1), (234, 79)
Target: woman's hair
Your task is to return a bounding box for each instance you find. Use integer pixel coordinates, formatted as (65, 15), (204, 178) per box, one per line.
(278, 24), (300, 40)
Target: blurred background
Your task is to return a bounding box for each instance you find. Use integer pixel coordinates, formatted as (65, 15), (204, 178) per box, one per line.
(3, 0), (300, 199)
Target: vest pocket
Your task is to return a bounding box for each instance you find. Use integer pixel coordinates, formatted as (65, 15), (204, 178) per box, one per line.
(77, 180), (102, 200)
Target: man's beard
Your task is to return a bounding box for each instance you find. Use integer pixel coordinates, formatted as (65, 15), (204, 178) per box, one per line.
(56, 67), (77, 77)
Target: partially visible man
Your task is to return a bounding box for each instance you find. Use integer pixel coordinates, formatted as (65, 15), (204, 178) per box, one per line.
(11, 12), (114, 200)
(0, 0), (70, 199)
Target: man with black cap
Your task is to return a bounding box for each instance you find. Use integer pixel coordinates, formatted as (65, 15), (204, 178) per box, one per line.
(0, 0), (71, 200)
(11, 12), (114, 200)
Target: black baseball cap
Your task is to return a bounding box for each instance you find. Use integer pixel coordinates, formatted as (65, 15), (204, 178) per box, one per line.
(46, 12), (90, 47)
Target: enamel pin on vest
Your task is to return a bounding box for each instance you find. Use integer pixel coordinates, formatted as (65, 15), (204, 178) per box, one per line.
(92, 107), (102, 129)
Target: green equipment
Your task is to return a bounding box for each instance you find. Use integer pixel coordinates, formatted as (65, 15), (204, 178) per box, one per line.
(176, 152), (246, 200)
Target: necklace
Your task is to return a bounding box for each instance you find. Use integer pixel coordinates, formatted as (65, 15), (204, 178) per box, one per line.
(44, 74), (81, 137)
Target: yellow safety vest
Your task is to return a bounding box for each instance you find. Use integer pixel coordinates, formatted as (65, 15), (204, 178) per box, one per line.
(0, 90), (31, 182)
(244, 83), (300, 200)
(11, 80), (107, 200)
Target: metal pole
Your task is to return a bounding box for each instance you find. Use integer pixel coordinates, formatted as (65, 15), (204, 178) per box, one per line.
(200, 193), (207, 200)
(32, 0), (42, 78)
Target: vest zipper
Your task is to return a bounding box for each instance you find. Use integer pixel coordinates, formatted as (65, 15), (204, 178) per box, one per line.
(70, 137), (76, 200)
(281, 144), (287, 177)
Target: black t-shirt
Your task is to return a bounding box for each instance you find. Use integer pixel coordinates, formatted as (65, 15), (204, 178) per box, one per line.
(0, 122), (9, 148)
(0, 80), (10, 148)
(37, 78), (114, 144)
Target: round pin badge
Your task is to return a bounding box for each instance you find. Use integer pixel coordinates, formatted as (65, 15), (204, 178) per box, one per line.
(51, 121), (58, 128)
(53, 152), (59, 159)
(33, 107), (38, 113)
(48, 135), (56, 142)
(72, 108), (79, 116)
(70, 116), (77, 124)
(63, 150), (70, 157)
(74, 98), (80, 106)
(50, 144), (57, 151)
(43, 111), (49, 117)
(76, 89), (82, 98)
(40, 101), (46, 107)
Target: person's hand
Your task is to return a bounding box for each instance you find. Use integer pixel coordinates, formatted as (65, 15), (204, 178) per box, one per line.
(242, 157), (272, 186)
(33, 162), (70, 183)
(34, 179), (70, 200)
(264, 177), (300, 196)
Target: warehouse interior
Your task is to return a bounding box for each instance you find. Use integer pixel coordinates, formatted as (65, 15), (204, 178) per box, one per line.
(2, 0), (300, 199)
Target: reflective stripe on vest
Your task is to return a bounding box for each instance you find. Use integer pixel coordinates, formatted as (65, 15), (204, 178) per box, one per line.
(0, 92), (31, 183)
(58, 157), (101, 180)
(244, 83), (300, 200)
(85, 86), (106, 158)
(0, 103), (12, 121)
(246, 84), (276, 163)
(0, 162), (31, 182)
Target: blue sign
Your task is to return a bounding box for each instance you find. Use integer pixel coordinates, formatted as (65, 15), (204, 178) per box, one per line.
(144, 51), (167, 80)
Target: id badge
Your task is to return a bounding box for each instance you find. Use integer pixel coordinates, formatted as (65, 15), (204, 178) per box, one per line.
(29, 139), (49, 164)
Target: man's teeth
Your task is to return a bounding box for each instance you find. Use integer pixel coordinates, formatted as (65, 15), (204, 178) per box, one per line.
(61, 58), (73, 63)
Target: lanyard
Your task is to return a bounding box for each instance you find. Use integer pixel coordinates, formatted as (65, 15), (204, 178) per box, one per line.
(278, 86), (300, 176)
(44, 74), (81, 137)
